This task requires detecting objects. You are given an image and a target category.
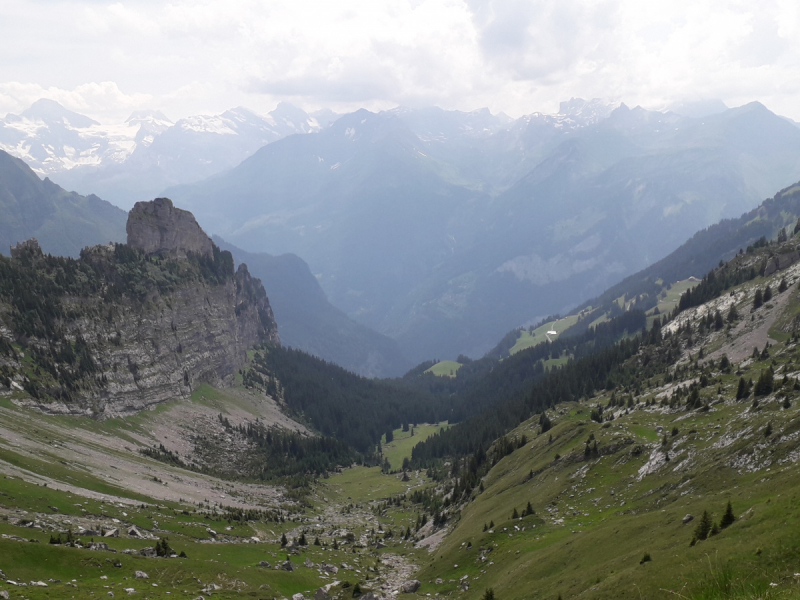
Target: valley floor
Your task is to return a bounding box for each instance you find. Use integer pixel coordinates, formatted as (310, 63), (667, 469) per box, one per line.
(6, 301), (800, 599)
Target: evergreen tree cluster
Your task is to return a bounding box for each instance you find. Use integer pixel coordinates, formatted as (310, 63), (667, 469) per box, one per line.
(217, 413), (357, 478)
(242, 344), (446, 453)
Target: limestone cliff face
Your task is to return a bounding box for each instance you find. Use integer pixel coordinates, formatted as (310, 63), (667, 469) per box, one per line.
(127, 197), (213, 259)
(0, 198), (279, 418)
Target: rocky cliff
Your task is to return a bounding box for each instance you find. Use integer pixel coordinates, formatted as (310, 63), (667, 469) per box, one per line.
(0, 199), (279, 417)
(126, 197), (213, 259)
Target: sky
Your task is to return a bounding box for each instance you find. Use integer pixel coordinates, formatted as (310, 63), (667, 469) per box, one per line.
(1, 0), (799, 123)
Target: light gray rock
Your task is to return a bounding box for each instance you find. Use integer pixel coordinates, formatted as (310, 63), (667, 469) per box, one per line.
(134, 570), (148, 579)
(89, 542), (109, 551)
(104, 528), (119, 538)
(314, 588), (329, 600)
(401, 580), (421, 593)
(683, 514), (694, 524)
(10, 204), (278, 418)
(127, 197), (213, 259)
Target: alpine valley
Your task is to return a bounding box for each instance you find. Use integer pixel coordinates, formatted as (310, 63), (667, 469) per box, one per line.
(3, 98), (800, 600)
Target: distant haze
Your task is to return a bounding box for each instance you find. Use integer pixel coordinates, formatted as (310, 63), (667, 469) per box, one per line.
(2, 1), (800, 123)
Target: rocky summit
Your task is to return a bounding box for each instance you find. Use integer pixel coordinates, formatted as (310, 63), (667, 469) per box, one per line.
(126, 197), (214, 259)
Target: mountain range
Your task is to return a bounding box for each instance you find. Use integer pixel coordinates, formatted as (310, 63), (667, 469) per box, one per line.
(0, 149), (407, 376)
(7, 96), (800, 367)
(0, 99), (335, 208)
(0, 149), (126, 257)
(167, 99), (800, 364)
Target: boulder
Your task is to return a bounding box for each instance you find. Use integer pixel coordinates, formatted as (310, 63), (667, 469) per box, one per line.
(292, 594), (305, 600)
(89, 542), (110, 551)
(258, 560), (271, 568)
(0, 590), (8, 599)
(104, 528), (119, 538)
(314, 588), (330, 600)
(139, 547), (157, 558)
(281, 560), (294, 571)
(401, 580), (421, 593)
(134, 570), (149, 579)
(320, 563), (338, 574)
(682, 514), (694, 524)
(127, 526), (143, 538)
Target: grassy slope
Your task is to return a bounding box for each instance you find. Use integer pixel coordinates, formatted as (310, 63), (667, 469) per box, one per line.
(511, 315), (582, 355)
(413, 260), (800, 600)
(382, 423), (450, 471)
(425, 360), (463, 377)
(417, 392), (800, 599)
(0, 385), (442, 599)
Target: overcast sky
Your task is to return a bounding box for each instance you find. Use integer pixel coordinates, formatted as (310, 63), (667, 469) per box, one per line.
(1, 0), (799, 123)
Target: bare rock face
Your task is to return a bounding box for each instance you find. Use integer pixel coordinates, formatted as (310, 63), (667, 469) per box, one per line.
(3, 200), (280, 418)
(127, 197), (213, 259)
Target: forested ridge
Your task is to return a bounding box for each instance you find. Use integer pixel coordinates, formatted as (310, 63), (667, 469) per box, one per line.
(241, 309), (646, 459)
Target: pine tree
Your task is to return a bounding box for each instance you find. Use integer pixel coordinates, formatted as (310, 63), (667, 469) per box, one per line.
(754, 289), (763, 309)
(727, 304), (739, 322)
(694, 510), (712, 541)
(764, 286), (773, 302)
(754, 367), (774, 397)
(511, 507), (519, 519)
(280, 533), (287, 547)
(525, 501), (534, 516)
(482, 589), (495, 600)
(779, 278), (788, 293)
(736, 377), (748, 400)
(720, 501), (735, 528)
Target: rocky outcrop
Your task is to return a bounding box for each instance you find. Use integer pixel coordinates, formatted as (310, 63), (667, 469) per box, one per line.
(126, 197), (213, 259)
(10, 238), (43, 259)
(1, 199), (279, 417)
(763, 250), (800, 277)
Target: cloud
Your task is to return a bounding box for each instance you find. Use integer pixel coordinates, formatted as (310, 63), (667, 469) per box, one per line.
(0, 81), (151, 122)
(1, 0), (800, 122)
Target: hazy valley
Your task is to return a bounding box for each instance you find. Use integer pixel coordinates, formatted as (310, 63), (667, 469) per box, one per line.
(4, 96), (800, 600)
